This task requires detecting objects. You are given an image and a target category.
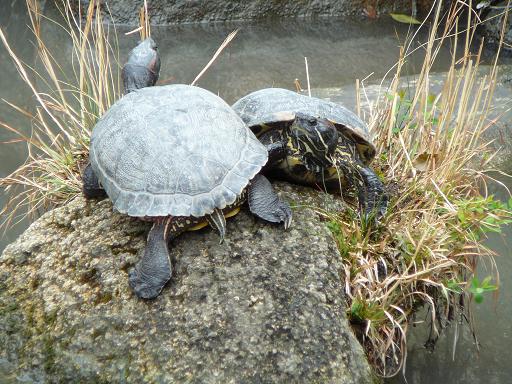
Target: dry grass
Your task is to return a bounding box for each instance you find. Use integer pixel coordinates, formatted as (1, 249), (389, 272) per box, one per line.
(0, 0), (121, 227)
(321, 1), (512, 377)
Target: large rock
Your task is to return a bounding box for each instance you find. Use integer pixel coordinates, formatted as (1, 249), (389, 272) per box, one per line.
(0, 183), (375, 383)
(65, 0), (416, 24)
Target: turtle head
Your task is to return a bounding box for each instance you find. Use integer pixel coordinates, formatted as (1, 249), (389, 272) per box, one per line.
(287, 112), (339, 172)
(122, 37), (161, 94)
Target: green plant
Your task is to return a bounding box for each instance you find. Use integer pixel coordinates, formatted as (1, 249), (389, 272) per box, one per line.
(469, 276), (498, 303)
(450, 196), (512, 240)
(349, 298), (386, 324)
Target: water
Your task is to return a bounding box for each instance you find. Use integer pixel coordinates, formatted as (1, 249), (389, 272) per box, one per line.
(1, 1), (512, 382)
(389, 177), (512, 384)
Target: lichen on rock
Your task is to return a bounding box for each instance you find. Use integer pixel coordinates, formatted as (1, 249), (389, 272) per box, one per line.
(0, 183), (375, 383)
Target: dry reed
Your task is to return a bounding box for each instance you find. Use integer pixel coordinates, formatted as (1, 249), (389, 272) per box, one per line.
(323, 0), (512, 376)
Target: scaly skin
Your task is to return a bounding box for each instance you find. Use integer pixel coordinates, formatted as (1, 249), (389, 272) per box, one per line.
(122, 37), (160, 94)
(257, 121), (388, 220)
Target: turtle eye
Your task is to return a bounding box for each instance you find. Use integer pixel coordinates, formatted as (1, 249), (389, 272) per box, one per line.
(307, 117), (316, 125)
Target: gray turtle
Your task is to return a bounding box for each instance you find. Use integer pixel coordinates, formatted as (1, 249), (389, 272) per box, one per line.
(83, 84), (296, 299)
(232, 88), (388, 219)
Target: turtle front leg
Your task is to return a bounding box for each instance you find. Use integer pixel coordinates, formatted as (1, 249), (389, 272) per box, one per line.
(248, 174), (292, 229)
(333, 155), (388, 220)
(331, 140), (388, 221)
(356, 166), (388, 221)
(128, 219), (173, 299)
(82, 163), (107, 199)
(258, 130), (288, 169)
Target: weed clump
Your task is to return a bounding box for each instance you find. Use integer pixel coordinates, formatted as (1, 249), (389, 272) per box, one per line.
(322, 1), (512, 377)
(0, 0), (120, 227)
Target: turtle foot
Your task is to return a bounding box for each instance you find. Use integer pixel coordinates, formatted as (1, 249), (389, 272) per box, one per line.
(248, 174), (293, 229)
(128, 267), (170, 299)
(362, 189), (389, 224)
(356, 166), (389, 225)
(82, 163), (107, 199)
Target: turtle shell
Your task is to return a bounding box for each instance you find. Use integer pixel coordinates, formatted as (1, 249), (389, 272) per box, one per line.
(90, 84), (268, 218)
(232, 88), (376, 164)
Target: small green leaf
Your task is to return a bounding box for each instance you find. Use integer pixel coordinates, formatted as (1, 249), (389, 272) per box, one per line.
(481, 276), (497, 290)
(474, 293), (484, 304)
(446, 280), (463, 293)
(327, 220), (341, 236)
(390, 13), (422, 25)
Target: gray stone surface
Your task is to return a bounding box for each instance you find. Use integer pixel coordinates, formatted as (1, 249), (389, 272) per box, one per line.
(66, 0), (415, 25)
(0, 183), (375, 383)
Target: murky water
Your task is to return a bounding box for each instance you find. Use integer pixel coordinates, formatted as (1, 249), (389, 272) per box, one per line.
(1, 0), (512, 382)
(389, 173), (512, 384)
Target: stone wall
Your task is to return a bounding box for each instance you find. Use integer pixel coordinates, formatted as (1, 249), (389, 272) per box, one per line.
(66, 0), (415, 24)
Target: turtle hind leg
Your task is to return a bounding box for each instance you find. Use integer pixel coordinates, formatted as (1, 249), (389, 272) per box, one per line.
(248, 174), (292, 229)
(82, 163), (107, 199)
(128, 220), (172, 299)
(206, 208), (227, 244)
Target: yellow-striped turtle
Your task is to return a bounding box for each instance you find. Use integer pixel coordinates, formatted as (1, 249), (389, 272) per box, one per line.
(232, 88), (388, 218)
(82, 84), (294, 299)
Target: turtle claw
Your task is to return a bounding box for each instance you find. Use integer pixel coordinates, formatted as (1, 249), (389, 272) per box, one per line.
(360, 198), (388, 232)
(279, 204), (293, 230)
(284, 216), (292, 230)
(128, 267), (169, 300)
(206, 208), (227, 245)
